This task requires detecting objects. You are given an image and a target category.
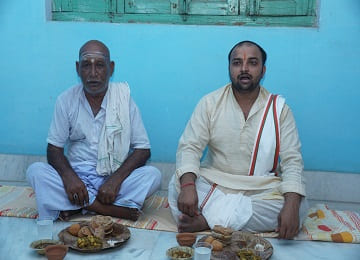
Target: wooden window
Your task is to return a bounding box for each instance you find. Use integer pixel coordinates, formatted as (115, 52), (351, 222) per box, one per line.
(52, 0), (317, 27)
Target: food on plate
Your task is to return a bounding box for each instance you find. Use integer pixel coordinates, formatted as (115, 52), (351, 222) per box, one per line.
(237, 248), (261, 260)
(204, 235), (215, 244)
(213, 225), (234, 236)
(66, 215), (116, 241)
(90, 215), (113, 232)
(59, 221), (131, 252)
(197, 231), (272, 259)
(68, 223), (81, 236)
(211, 225), (233, 245)
(92, 226), (106, 240)
(89, 215), (114, 239)
(202, 235), (224, 251)
(211, 239), (223, 251)
(254, 243), (265, 252)
(78, 226), (93, 238)
(77, 236), (103, 249)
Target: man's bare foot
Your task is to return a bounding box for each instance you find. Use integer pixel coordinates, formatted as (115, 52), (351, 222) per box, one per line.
(86, 199), (141, 221)
(115, 207), (140, 221)
(178, 213), (210, 233)
(59, 209), (82, 221)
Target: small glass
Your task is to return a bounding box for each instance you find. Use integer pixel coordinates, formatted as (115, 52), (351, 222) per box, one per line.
(37, 219), (53, 240)
(194, 241), (212, 260)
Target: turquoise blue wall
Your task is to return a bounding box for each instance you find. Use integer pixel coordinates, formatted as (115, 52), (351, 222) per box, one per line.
(1, 1), (359, 173)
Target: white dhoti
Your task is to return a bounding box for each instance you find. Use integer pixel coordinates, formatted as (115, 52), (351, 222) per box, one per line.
(27, 162), (162, 220)
(168, 175), (308, 232)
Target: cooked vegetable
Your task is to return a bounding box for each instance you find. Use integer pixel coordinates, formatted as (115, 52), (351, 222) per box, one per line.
(35, 243), (55, 249)
(171, 250), (191, 258)
(237, 249), (261, 260)
(76, 236), (102, 249)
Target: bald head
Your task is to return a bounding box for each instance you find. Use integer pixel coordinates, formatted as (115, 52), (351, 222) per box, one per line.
(79, 40), (110, 60)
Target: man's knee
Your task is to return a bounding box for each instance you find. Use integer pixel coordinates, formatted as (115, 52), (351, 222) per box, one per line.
(26, 162), (49, 182)
(142, 165), (162, 184)
(242, 199), (282, 232)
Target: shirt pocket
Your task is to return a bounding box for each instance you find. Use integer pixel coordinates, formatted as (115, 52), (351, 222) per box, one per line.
(69, 126), (86, 142)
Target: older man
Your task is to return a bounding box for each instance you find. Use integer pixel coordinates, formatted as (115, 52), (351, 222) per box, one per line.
(27, 40), (161, 221)
(169, 41), (307, 239)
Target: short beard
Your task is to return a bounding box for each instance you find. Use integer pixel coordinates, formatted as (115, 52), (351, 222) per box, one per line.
(230, 78), (260, 94)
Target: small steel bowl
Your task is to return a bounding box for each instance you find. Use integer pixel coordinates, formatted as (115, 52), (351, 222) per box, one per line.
(166, 246), (194, 260)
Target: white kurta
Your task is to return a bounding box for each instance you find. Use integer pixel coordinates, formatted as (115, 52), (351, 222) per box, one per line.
(175, 84), (305, 195)
(47, 82), (150, 172)
(27, 82), (161, 220)
(169, 84), (307, 231)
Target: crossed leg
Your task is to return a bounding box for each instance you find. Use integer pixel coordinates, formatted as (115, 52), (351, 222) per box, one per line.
(59, 209), (82, 221)
(27, 163), (161, 221)
(59, 200), (140, 221)
(85, 199), (140, 221)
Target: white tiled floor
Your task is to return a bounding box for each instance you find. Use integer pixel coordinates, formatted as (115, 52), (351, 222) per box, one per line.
(1, 217), (359, 260)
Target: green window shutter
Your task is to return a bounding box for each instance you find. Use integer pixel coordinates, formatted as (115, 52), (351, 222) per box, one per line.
(52, 0), (116, 13)
(52, 0), (317, 27)
(248, 0), (313, 16)
(52, 0), (72, 11)
(116, 0), (125, 14)
(187, 0), (238, 15)
(124, 0), (181, 14)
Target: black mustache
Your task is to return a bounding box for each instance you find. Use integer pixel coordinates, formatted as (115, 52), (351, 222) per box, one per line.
(86, 80), (100, 83)
(237, 74), (252, 79)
